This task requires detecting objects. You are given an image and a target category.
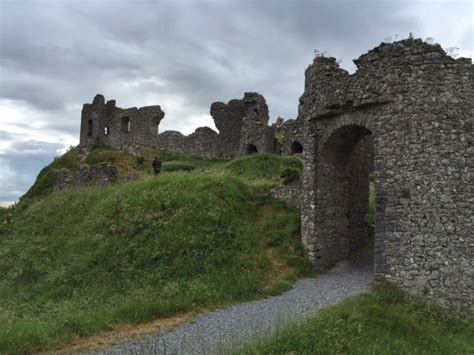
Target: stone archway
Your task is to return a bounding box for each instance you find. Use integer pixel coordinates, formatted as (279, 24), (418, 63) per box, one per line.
(246, 144), (258, 154)
(298, 40), (473, 309)
(290, 141), (303, 154)
(305, 120), (375, 271)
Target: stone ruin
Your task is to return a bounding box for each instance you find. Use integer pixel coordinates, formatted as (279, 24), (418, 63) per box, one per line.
(299, 38), (472, 310)
(79, 92), (279, 159)
(273, 117), (305, 156)
(73, 38), (472, 310)
(54, 163), (118, 191)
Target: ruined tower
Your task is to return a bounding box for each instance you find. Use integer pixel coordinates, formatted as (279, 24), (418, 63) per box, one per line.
(79, 94), (165, 149)
(211, 92), (274, 158)
(299, 39), (473, 309)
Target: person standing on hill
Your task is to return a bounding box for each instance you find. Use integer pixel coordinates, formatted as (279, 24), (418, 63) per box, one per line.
(152, 156), (162, 176)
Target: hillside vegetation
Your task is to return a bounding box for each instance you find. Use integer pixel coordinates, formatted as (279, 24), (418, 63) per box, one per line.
(239, 283), (474, 354)
(0, 149), (308, 353)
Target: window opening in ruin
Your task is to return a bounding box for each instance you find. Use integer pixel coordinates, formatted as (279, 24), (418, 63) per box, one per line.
(246, 144), (258, 154)
(87, 119), (93, 137)
(122, 117), (130, 133)
(316, 124), (374, 268)
(290, 141), (303, 154)
(152, 116), (161, 135)
(104, 126), (110, 135)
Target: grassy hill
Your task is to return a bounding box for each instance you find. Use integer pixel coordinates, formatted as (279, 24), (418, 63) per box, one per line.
(2, 146), (469, 354)
(0, 148), (309, 353)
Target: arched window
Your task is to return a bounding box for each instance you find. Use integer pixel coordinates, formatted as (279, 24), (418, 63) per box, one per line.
(290, 141), (303, 154)
(121, 117), (130, 133)
(104, 126), (110, 135)
(246, 144), (258, 154)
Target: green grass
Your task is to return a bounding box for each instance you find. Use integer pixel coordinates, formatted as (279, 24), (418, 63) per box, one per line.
(0, 152), (308, 353)
(0, 207), (9, 220)
(19, 146), (227, 209)
(239, 283), (474, 354)
(18, 147), (301, 211)
(225, 153), (302, 181)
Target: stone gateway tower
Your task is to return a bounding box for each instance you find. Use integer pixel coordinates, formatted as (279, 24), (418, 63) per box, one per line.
(299, 38), (473, 310)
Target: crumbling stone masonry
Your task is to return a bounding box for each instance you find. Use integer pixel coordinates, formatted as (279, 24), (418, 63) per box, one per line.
(53, 163), (118, 191)
(80, 95), (165, 149)
(79, 92), (275, 159)
(270, 179), (302, 209)
(299, 38), (473, 310)
(211, 92), (274, 157)
(273, 117), (305, 155)
(154, 127), (219, 159)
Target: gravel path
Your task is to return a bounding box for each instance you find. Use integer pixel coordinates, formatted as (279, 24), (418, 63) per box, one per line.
(95, 255), (373, 354)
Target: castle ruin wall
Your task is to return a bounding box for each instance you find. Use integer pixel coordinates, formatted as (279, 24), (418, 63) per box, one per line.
(80, 92), (276, 160)
(300, 38), (473, 310)
(273, 117), (305, 155)
(53, 163), (118, 191)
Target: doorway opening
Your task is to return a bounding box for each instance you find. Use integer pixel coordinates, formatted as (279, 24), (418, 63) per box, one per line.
(121, 117), (130, 133)
(246, 144), (258, 154)
(315, 124), (374, 268)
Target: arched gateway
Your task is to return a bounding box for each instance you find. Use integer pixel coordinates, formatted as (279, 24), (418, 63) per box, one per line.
(299, 39), (473, 310)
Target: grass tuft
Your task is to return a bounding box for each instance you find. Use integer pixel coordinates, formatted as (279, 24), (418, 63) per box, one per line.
(239, 283), (474, 354)
(225, 154), (302, 181)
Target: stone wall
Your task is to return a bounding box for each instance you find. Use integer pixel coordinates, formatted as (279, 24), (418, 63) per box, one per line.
(183, 127), (219, 159)
(80, 95), (165, 149)
(154, 127), (219, 159)
(210, 99), (246, 158)
(270, 179), (302, 208)
(155, 131), (186, 154)
(211, 92), (273, 158)
(273, 117), (305, 155)
(300, 38), (473, 310)
(80, 92), (276, 160)
(238, 116), (275, 155)
(54, 163), (118, 191)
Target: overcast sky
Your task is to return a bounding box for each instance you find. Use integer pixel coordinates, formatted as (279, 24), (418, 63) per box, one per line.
(0, 0), (472, 206)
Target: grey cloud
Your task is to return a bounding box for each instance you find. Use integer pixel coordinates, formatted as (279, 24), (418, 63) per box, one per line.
(6, 140), (65, 157)
(0, 0), (424, 117)
(0, 130), (18, 141)
(0, 140), (66, 203)
(0, 0), (472, 204)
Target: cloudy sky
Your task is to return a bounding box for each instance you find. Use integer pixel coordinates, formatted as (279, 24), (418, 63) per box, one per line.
(0, 0), (472, 206)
